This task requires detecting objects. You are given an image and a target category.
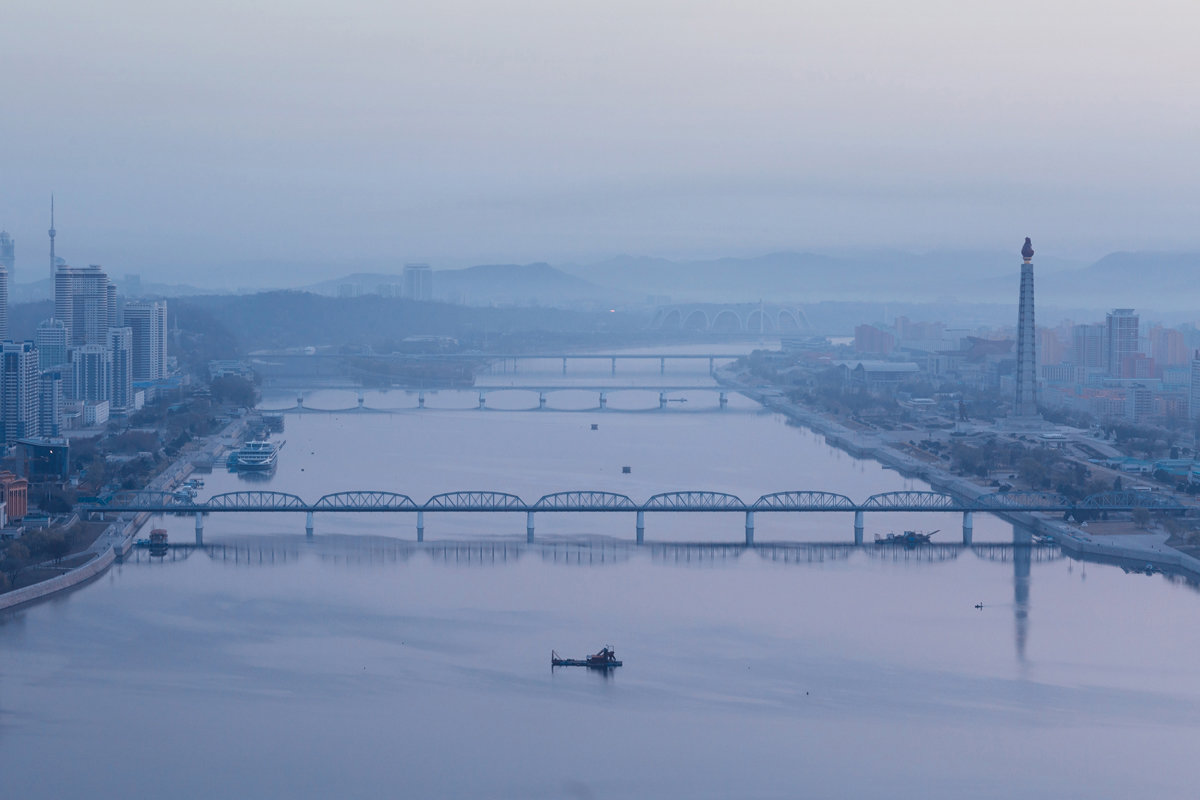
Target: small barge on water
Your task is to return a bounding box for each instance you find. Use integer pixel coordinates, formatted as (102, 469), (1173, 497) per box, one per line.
(552, 646), (622, 669)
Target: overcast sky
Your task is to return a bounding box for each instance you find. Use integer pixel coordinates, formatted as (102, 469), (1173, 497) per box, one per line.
(2, 0), (1199, 285)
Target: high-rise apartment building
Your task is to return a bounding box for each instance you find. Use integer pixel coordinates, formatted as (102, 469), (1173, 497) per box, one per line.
(39, 370), (64, 437)
(109, 327), (134, 410)
(1012, 238), (1039, 418)
(35, 318), (69, 370)
(0, 230), (13, 277)
(1190, 351), (1200, 421)
(2, 342), (40, 445)
(0, 260), (8, 345)
(1150, 326), (1188, 368)
(122, 300), (167, 381)
(71, 344), (112, 404)
(55, 264), (113, 346)
(1071, 323), (1106, 369)
(1105, 309), (1139, 377)
(403, 263), (433, 301)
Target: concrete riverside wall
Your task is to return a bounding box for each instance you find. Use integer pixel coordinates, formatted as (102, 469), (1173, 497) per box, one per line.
(0, 547), (116, 612)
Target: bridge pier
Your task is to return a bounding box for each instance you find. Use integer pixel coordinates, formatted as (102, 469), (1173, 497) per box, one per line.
(418, 391), (425, 408)
(305, 510), (314, 538)
(660, 357), (665, 375)
(416, 510), (424, 542)
(611, 357), (616, 375)
(599, 392), (607, 409)
(478, 393), (486, 409)
(526, 511), (535, 543)
(194, 511), (204, 546)
(709, 356), (714, 375)
(719, 392), (728, 409)
(636, 510), (645, 544)
(854, 510), (864, 545)
(745, 511), (755, 546)
(962, 511), (974, 545)
(357, 392), (364, 408)
(296, 394), (304, 409)
(539, 392), (546, 409)
(659, 392), (667, 409)
(562, 357), (568, 375)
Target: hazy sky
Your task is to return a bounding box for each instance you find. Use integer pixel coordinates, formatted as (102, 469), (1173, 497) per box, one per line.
(2, 0), (1199, 285)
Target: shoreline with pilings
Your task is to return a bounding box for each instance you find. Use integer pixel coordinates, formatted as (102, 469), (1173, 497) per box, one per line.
(717, 369), (1200, 580)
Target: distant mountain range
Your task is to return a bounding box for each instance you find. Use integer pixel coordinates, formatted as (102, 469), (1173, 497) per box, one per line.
(11, 249), (1198, 316)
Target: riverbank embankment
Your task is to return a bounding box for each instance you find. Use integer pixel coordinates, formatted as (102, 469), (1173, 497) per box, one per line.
(0, 414), (251, 613)
(718, 371), (1200, 579)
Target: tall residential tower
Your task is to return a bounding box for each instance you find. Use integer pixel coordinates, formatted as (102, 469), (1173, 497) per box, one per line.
(1013, 237), (1039, 419)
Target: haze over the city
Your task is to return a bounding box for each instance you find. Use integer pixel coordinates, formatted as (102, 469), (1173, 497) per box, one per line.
(3, 0), (1200, 288)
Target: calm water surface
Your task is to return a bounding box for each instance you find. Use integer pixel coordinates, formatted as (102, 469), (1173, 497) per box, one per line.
(3, 357), (1199, 799)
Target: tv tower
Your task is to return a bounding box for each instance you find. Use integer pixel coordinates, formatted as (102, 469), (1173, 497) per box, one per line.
(48, 194), (57, 284)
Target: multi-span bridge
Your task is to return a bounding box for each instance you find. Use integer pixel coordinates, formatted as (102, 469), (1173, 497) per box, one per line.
(85, 488), (1185, 546)
(264, 385), (737, 413)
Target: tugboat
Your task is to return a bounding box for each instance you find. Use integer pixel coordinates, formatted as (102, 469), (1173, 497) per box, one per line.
(551, 645), (622, 669)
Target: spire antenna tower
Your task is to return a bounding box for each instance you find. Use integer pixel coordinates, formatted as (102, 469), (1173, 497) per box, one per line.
(49, 194), (57, 284)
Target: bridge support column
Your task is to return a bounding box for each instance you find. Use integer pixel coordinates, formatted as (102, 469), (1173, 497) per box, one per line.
(745, 511), (755, 546)
(562, 357), (568, 375)
(526, 511), (535, 543)
(418, 391), (425, 409)
(478, 393), (486, 409)
(636, 510), (645, 544)
(660, 357), (665, 375)
(296, 394), (304, 409)
(194, 511), (204, 546)
(611, 357), (616, 375)
(709, 356), (715, 375)
(962, 511), (974, 545)
(719, 392), (728, 409)
(357, 392), (364, 408)
(659, 392), (667, 409)
(854, 510), (864, 545)
(416, 510), (424, 542)
(539, 392), (546, 409)
(599, 392), (607, 409)
(305, 510), (314, 539)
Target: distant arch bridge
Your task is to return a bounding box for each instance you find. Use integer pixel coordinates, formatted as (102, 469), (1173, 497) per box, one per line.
(651, 303), (811, 333)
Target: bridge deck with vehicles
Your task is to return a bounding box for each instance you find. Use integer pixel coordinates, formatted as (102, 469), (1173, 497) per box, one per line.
(86, 488), (1184, 546)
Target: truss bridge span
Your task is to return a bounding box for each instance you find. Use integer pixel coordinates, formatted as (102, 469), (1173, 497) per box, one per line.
(86, 487), (1183, 547)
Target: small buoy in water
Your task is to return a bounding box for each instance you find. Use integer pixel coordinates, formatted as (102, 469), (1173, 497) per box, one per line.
(591, 424), (599, 430)
(622, 466), (631, 474)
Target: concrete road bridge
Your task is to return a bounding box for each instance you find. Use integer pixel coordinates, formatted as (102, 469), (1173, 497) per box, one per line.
(87, 488), (1183, 547)
(262, 384), (740, 413)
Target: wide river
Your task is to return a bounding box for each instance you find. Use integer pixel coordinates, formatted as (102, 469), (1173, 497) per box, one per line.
(3, 349), (1199, 799)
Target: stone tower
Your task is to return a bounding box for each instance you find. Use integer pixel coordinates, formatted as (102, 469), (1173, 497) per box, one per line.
(1013, 237), (1039, 418)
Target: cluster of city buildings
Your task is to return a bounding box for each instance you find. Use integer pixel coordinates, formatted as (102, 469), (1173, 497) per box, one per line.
(0, 220), (171, 451)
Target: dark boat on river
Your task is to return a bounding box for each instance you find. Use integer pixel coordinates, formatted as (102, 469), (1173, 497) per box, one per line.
(875, 529), (939, 545)
(552, 645), (622, 669)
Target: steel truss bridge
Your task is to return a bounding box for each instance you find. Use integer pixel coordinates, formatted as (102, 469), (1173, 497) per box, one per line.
(86, 488), (1185, 546)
